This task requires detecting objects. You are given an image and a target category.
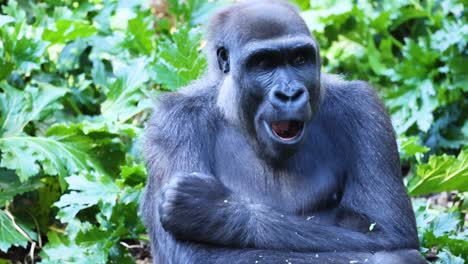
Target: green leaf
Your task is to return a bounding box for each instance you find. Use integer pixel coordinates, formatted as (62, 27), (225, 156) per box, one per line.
(39, 230), (108, 264)
(152, 26), (207, 91)
(118, 164), (146, 205)
(431, 20), (468, 53)
(436, 249), (465, 264)
(119, 164), (146, 187)
(100, 58), (152, 123)
(398, 136), (430, 160)
(190, 0), (230, 25)
(431, 212), (462, 237)
(0, 24), (48, 76)
(56, 39), (90, 72)
(167, 0), (229, 25)
(0, 82), (67, 137)
(54, 172), (119, 223)
(408, 149), (468, 196)
(0, 15), (14, 27)
(43, 20), (97, 44)
(414, 201), (468, 258)
(290, 0), (310, 10)
(0, 124), (105, 184)
(0, 210), (28, 252)
(388, 80), (439, 135)
(0, 169), (42, 205)
(122, 10), (155, 55)
(367, 35), (387, 75)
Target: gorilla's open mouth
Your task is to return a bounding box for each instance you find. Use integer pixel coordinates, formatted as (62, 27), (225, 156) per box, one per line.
(270, 120), (304, 140)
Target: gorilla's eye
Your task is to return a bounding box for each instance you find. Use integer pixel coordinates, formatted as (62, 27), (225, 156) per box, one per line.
(247, 51), (279, 70)
(292, 55), (306, 65)
(257, 57), (275, 69)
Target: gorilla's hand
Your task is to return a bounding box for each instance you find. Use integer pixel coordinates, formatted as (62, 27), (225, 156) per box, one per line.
(158, 172), (231, 237)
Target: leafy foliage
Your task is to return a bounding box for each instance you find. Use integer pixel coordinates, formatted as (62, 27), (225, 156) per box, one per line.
(0, 0), (203, 261)
(414, 200), (467, 262)
(408, 149), (468, 196)
(0, 0), (466, 263)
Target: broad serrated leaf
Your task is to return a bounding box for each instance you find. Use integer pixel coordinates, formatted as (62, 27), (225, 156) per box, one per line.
(0, 210), (28, 252)
(414, 200), (468, 258)
(0, 124), (105, 184)
(119, 164), (146, 187)
(431, 212), (462, 237)
(152, 26), (207, 90)
(0, 23), (48, 76)
(0, 169), (42, 205)
(121, 10), (155, 55)
(117, 164), (146, 205)
(100, 58), (152, 123)
(39, 230), (108, 264)
(43, 20), (97, 44)
(0, 82), (66, 137)
(398, 136), (430, 160)
(54, 172), (119, 223)
(408, 149), (468, 196)
(431, 20), (468, 53)
(436, 250), (465, 264)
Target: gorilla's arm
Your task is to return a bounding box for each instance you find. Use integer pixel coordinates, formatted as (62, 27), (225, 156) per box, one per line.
(330, 81), (419, 249)
(159, 172), (384, 252)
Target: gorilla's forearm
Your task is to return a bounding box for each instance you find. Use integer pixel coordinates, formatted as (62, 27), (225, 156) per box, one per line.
(159, 173), (389, 252)
(167, 198), (390, 252)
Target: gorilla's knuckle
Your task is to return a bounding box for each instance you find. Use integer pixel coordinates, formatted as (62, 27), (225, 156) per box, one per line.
(187, 172), (216, 184)
(158, 202), (172, 227)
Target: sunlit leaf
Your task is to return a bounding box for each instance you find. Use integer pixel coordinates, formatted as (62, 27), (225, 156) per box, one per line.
(0, 210), (28, 252)
(100, 58), (153, 123)
(43, 20), (98, 44)
(0, 82), (66, 137)
(54, 172), (119, 223)
(408, 149), (468, 195)
(152, 26), (207, 90)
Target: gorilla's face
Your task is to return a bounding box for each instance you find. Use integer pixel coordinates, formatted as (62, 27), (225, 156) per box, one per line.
(236, 35), (321, 159)
(213, 3), (321, 160)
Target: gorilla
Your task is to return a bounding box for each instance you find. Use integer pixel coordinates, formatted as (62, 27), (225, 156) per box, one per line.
(141, 1), (425, 263)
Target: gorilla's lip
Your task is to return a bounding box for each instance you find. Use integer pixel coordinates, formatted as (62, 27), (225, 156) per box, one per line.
(265, 120), (305, 143)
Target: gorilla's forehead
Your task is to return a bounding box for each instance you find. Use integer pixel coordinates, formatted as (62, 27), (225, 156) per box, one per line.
(228, 3), (311, 44)
(239, 35), (317, 59)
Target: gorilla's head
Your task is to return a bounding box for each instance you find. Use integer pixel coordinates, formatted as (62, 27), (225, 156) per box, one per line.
(210, 0), (321, 160)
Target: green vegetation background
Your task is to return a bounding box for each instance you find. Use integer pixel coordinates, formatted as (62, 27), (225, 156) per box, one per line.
(0, 0), (466, 263)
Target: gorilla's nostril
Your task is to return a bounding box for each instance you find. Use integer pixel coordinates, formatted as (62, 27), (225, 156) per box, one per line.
(274, 91), (290, 102)
(291, 89), (304, 101)
(274, 89), (305, 103)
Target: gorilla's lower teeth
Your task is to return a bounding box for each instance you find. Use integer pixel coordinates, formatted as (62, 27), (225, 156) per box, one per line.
(271, 121), (303, 139)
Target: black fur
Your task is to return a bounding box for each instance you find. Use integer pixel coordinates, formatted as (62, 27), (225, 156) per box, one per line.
(140, 1), (425, 263)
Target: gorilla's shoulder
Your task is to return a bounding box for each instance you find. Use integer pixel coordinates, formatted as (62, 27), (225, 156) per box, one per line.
(319, 74), (392, 130)
(158, 89), (214, 117)
(321, 74), (381, 105)
(146, 86), (219, 142)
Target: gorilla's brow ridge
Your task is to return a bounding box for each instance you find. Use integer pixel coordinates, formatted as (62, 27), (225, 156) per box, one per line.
(239, 36), (316, 61)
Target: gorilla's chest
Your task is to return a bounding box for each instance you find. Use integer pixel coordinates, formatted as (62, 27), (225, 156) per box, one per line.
(213, 127), (343, 214)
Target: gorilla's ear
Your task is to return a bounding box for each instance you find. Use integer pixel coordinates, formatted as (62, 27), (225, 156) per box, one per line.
(216, 47), (230, 74)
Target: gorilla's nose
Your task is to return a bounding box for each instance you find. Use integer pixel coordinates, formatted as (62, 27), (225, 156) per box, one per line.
(270, 86), (308, 108)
